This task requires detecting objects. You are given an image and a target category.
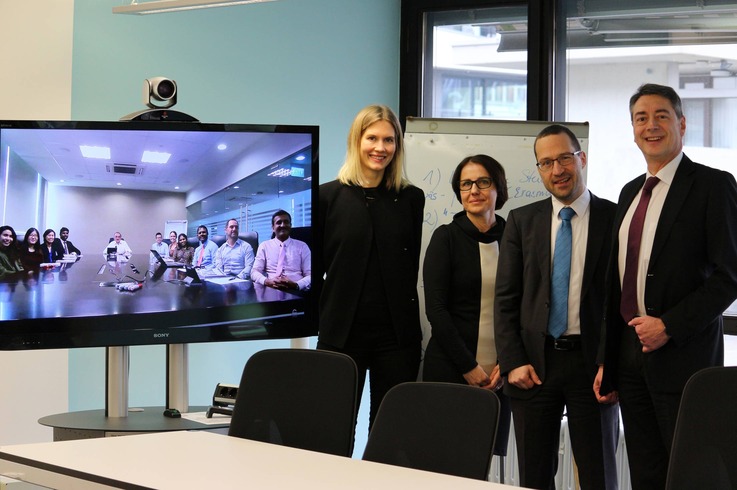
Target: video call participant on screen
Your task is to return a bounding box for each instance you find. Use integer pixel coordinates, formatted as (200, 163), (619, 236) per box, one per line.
(251, 210), (311, 291)
(316, 104), (425, 431)
(595, 83), (737, 490)
(0, 225), (24, 274)
(214, 219), (254, 279)
(194, 225), (218, 268)
(172, 233), (195, 265)
(55, 227), (81, 255)
(103, 232), (132, 259)
(42, 229), (64, 263)
(150, 232), (169, 265)
(168, 230), (178, 257)
(495, 124), (618, 490)
(20, 227), (44, 271)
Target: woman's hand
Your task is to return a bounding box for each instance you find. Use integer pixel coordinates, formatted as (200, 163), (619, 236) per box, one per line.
(463, 365), (493, 389)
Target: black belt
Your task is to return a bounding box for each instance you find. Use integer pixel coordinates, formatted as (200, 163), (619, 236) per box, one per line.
(547, 335), (582, 351)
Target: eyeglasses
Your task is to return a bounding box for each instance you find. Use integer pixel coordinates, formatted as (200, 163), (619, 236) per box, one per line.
(459, 177), (493, 192)
(535, 151), (582, 172)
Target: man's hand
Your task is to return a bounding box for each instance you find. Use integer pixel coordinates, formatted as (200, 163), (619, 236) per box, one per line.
(593, 365), (618, 404)
(629, 315), (670, 353)
(507, 364), (542, 390)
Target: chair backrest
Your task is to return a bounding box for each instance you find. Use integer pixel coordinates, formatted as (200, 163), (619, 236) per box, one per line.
(228, 348), (358, 457)
(362, 382), (500, 480)
(666, 366), (737, 490)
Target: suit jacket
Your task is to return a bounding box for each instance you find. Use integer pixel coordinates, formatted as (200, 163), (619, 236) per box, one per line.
(495, 191), (616, 400)
(600, 155), (737, 395)
(54, 238), (81, 255)
(43, 242), (64, 262)
(316, 180), (425, 349)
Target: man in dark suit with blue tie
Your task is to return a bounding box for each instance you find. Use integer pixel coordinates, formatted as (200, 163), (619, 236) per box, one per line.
(594, 83), (737, 490)
(495, 124), (619, 489)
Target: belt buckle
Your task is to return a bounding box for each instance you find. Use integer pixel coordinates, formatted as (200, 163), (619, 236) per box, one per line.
(553, 337), (576, 351)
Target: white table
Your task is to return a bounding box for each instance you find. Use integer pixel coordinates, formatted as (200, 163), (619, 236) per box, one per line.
(0, 431), (524, 489)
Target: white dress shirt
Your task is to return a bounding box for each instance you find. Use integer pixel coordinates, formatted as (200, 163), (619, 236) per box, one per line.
(618, 153), (681, 317)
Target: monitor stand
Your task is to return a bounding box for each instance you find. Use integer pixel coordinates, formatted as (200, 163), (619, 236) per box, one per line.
(105, 344), (189, 418)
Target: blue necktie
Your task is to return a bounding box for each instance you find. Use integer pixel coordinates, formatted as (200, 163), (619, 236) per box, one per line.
(548, 207), (575, 339)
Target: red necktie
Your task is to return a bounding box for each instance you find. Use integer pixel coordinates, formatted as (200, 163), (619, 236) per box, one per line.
(620, 176), (660, 322)
(197, 246), (205, 266)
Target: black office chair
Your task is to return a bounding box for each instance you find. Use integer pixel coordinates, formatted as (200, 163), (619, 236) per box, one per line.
(362, 382), (500, 480)
(666, 366), (737, 490)
(228, 348), (359, 457)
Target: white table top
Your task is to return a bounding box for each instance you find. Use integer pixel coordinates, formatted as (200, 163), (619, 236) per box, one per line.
(0, 431), (523, 489)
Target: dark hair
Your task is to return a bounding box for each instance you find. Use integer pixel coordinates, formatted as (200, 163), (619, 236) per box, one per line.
(534, 124), (582, 160)
(42, 229), (56, 243)
(629, 83), (683, 119)
(0, 225), (19, 256)
(197, 225), (207, 233)
(272, 209), (292, 225)
(226, 218), (239, 227)
(177, 233), (188, 248)
(451, 155), (508, 210)
(60, 227), (69, 234)
(23, 227), (41, 250)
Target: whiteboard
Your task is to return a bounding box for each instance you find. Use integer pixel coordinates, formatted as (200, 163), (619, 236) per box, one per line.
(404, 118), (589, 348)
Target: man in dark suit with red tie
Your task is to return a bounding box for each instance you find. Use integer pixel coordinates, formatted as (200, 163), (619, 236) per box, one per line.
(495, 124), (618, 489)
(595, 83), (737, 490)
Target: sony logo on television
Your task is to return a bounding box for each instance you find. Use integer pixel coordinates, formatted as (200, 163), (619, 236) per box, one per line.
(153, 333), (170, 338)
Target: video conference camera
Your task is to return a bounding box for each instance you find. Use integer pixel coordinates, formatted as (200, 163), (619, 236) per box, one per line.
(144, 76), (177, 109)
(121, 76), (198, 122)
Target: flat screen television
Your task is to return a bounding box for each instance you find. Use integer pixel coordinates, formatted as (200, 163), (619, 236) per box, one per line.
(0, 119), (318, 350)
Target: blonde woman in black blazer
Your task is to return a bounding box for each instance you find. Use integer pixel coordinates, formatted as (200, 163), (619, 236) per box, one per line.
(316, 104), (425, 431)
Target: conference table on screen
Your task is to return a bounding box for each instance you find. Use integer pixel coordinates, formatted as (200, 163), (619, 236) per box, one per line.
(0, 255), (303, 338)
(0, 431), (526, 489)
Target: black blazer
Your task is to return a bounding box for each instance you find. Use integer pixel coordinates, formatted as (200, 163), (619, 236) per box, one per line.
(54, 238), (81, 255)
(316, 180), (425, 348)
(600, 155), (737, 395)
(43, 242), (64, 262)
(495, 192), (615, 400)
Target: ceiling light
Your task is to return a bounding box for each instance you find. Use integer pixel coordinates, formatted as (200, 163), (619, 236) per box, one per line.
(217, 143), (227, 150)
(142, 150), (171, 164)
(267, 168), (292, 178)
(80, 145), (111, 159)
(113, 0), (277, 15)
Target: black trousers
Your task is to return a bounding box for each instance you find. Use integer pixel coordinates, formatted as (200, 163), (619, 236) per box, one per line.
(317, 336), (420, 432)
(511, 342), (619, 490)
(616, 326), (681, 490)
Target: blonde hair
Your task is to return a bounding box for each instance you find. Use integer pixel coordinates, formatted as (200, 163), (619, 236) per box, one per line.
(337, 104), (410, 192)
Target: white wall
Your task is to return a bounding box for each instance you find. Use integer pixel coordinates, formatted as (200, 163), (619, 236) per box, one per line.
(45, 186), (187, 258)
(0, 1), (74, 445)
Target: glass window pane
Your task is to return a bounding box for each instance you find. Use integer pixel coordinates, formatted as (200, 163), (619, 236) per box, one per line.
(424, 6), (528, 120)
(564, 3), (737, 203)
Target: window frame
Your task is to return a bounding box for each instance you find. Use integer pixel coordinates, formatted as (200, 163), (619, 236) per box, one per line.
(399, 0), (564, 126)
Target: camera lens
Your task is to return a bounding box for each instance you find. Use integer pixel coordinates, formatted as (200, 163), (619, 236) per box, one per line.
(156, 80), (176, 99)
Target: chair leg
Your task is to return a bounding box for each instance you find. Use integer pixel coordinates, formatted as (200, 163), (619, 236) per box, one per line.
(499, 455), (505, 484)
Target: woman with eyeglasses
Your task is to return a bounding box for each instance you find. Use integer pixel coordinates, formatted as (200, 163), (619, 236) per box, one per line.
(20, 227), (44, 271)
(422, 154), (512, 456)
